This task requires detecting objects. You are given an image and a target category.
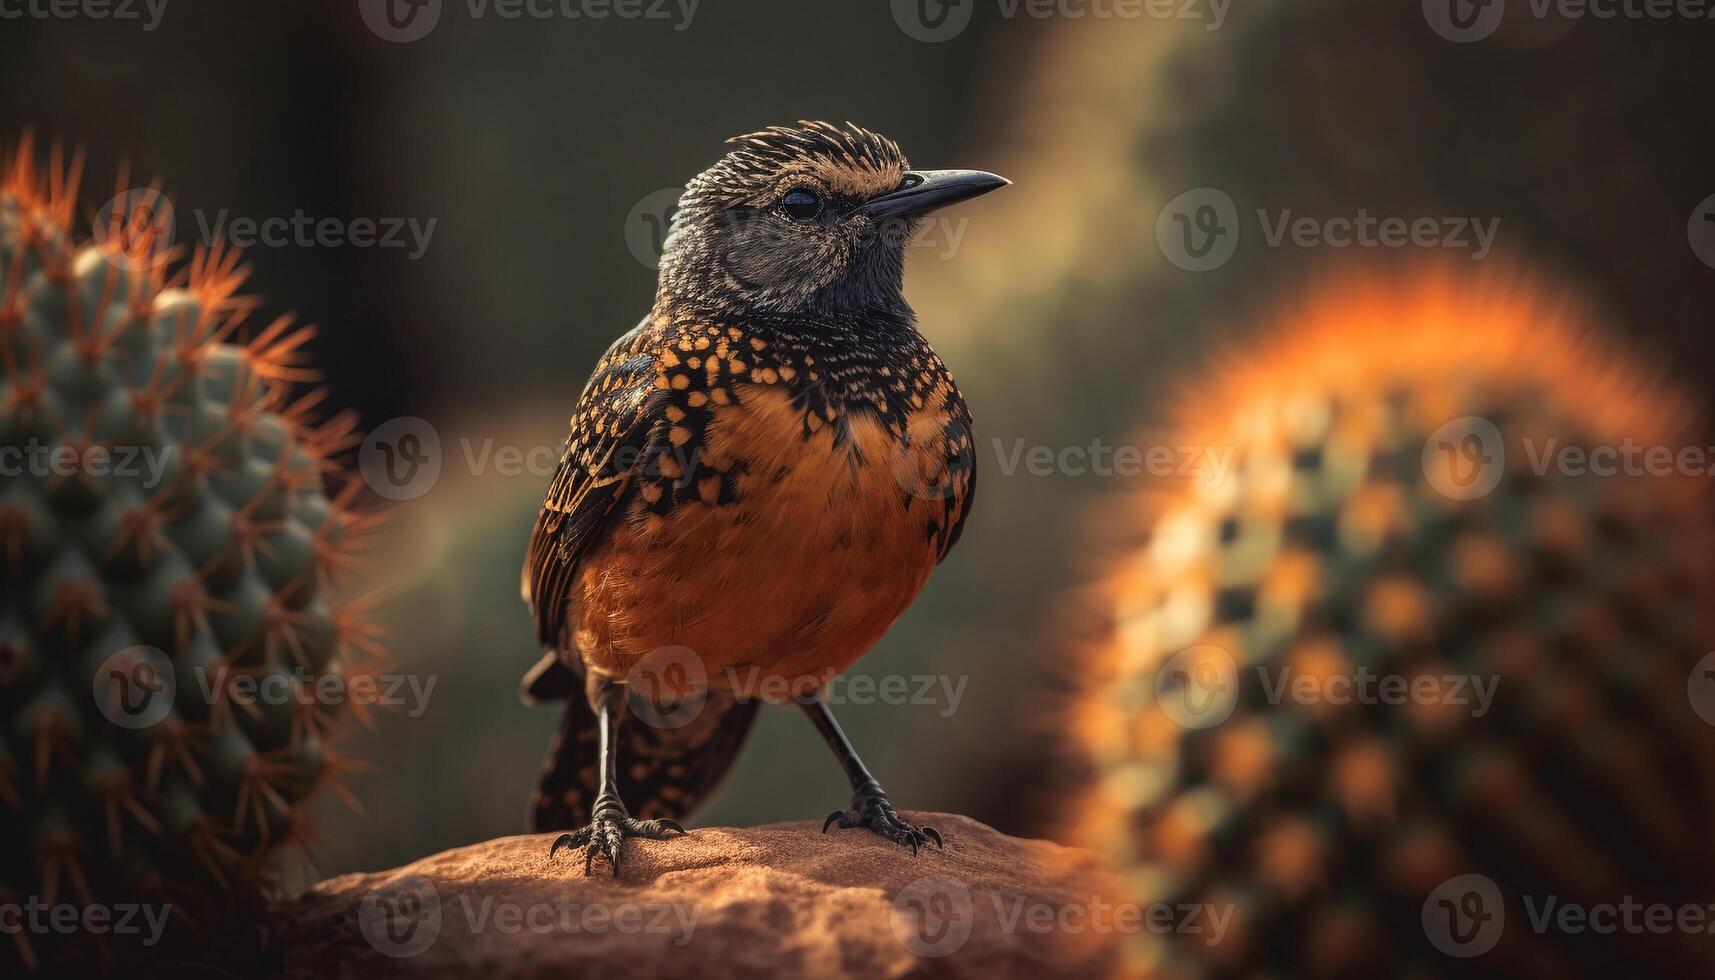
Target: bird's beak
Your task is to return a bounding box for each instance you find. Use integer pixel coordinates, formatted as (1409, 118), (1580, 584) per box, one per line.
(855, 169), (1010, 220)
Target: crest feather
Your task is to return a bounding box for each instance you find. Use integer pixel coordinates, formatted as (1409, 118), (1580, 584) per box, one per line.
(682, 121), (909, 211)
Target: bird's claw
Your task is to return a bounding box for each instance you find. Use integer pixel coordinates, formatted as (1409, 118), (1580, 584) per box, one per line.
(822, 793), (943, 854)
(549, 828), (592, 859)
(548, 811), (687, 876)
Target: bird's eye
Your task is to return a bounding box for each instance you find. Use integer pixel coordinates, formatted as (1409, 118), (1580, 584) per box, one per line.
(779, 188), (823, 221)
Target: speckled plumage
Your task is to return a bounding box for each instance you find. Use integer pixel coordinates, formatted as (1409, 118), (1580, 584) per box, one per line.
(521, 123), (998, 858)
(525, 307), (974, 655)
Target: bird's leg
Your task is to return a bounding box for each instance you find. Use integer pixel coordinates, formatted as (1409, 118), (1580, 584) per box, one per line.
(800, 693), (943, 854)
(548, 678), (686, 875)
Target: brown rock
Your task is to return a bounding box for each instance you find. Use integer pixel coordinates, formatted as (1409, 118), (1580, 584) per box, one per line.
(266, 813), (1121, 979)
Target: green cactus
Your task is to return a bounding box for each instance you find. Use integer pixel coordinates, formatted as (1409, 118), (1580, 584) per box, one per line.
(0, 138), (381, 971)
(1075, 274), (1715, 979)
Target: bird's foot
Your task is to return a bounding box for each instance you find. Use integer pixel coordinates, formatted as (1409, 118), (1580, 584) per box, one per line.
(548, 807), (685, 876)
(822, 792), (943, 854)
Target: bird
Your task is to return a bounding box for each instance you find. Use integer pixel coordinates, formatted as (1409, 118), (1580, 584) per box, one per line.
(520, 121), (1006, 874)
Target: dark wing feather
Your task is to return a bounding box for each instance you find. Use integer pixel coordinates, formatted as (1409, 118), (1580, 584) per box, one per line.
(522, 318), (661, 650)
(939, 453), (975, 562)
(935, 389), (977, 563)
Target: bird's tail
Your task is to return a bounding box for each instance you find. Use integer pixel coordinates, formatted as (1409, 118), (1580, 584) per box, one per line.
(522, 653), (760, 831)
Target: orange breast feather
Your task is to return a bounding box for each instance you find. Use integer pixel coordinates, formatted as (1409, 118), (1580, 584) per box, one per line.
(571, 382), (960, 689)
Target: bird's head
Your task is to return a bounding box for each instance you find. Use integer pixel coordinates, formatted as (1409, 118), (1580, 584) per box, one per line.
(656, 121), (1007, 319)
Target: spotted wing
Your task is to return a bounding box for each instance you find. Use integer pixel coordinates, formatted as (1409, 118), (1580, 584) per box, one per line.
(521, 319), (661, 650)
(933, 375), (978, 563)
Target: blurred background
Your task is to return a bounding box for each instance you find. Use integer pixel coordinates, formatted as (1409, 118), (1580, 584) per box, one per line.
(4, 0), (1710, 883)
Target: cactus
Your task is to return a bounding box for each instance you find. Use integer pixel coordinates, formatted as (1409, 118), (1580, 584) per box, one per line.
(0, 137), (382, 971)
(1074, 271), (1715, 979)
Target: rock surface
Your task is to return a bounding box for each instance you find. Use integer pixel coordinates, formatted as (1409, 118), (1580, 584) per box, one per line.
(267, 813), (1120, 979)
